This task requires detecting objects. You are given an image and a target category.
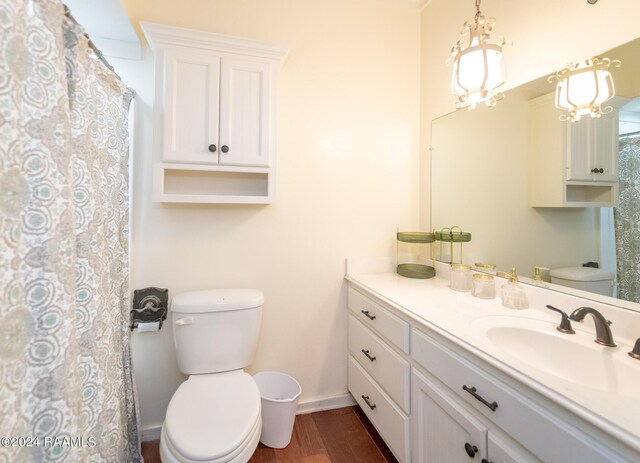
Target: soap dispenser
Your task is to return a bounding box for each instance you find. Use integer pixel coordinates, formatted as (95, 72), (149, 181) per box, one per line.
(498, 268), (529, 310)
(531, 266), (550, 288)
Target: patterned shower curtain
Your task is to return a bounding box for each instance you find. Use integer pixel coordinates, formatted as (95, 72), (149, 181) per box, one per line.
(614, 135), (640, 303)
(0, 0), (140, 461)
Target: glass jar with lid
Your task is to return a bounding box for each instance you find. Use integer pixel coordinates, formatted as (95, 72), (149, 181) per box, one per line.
(396, 231), (436, 279)
(472, 273), (496, 299)
(450, 264), (472, 291)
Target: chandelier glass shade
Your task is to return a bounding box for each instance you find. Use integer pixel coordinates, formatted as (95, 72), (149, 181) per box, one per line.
(448, 0), (511, 109)
(548, 57), (621, 122)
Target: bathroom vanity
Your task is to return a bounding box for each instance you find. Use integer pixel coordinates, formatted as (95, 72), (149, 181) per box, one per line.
(346, 260), (640, 463)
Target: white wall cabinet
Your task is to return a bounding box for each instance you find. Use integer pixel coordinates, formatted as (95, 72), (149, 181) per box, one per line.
(142, 22), (287, 203)
(528, 92), (627, 207)
(347, 283), (636, 463)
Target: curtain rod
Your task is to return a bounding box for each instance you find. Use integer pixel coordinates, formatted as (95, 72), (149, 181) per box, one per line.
(63, 4), (124, 83)
(620, 130), (640, 139)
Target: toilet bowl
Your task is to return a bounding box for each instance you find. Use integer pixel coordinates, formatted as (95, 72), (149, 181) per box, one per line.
(160, 372), (261, 463)
(160, 289), (264, 463)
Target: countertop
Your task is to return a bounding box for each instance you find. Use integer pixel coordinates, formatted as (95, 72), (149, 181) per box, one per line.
(346, 267), (640, 453)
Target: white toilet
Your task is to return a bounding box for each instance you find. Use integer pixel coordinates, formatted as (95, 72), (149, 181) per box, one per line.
(550, 267), (615, 297)
(160, 289), (264, 463)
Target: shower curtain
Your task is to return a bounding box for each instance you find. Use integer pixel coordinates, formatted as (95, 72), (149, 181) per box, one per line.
(0, 1), (140, 461)
(614, 135), (640, 303)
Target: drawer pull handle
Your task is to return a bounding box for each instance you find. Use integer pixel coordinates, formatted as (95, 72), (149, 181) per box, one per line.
(361, 349), (376, 362)
(463, 385), (498, 412)
(361, 395), (376, 410)
(481, 460), (493, 463)
(361, 310), (376, 320)
(464, 443), (478, 458)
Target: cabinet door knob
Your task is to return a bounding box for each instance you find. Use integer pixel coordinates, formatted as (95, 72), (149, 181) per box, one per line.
(208, 144), (217, 152)
(464, 442), (478, 458)
(221, 145), (229, 153)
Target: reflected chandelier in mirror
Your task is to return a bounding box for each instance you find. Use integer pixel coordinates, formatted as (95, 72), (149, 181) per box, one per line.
(432, 37), (640, 307)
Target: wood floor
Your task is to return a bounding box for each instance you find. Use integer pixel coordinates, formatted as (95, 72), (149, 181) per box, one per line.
(141, 406), (397, 463)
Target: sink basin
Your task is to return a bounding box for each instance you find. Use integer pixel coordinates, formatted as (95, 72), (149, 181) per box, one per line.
(474, 316), (640, 398)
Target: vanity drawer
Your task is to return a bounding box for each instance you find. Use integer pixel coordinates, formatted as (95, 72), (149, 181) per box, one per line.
(348, 315), (410, 412)
(348, 287), (410, 353)
(348, 355), (409, 462)
(411, 328), (622, 463)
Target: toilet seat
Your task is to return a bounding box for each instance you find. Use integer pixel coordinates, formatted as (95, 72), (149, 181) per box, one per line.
(160, 370), (262, 463)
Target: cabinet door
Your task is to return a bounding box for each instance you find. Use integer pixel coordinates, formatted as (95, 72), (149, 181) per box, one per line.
(219, 58), (270, 166)
(566, 114), (618, 182)
(591, 111), (619, 181)
(163, 48), (221, 164)
(565, 117), (592, 181)
(411, 369), (487, 463)
(485, 432), (541, 463)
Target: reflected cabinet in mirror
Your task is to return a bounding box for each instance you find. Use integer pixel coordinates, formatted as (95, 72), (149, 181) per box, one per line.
(432, 38), (640, 305)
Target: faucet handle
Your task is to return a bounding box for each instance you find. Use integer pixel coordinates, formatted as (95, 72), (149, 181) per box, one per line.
(629, 338), (640, 360)
(546, 305), (575, 334)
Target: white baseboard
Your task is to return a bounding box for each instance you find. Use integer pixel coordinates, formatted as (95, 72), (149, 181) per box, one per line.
(296, 392), (356, 415)
(141, 424), (162, 442)
(140, 393), (356, 442)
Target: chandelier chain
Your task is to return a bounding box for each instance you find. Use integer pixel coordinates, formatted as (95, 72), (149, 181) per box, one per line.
(474, 0), (481, 23)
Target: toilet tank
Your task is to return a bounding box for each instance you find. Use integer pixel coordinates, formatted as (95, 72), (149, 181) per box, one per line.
(171, 289), (264, 375)
(550, 267), (614, 297)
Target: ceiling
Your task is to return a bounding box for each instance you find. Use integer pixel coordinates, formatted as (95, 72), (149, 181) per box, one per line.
(64, 0), (140, 60)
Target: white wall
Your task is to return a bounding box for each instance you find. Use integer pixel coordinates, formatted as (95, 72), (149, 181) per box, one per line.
(114, 0), (421, 434)
(420, 0), (640, 228)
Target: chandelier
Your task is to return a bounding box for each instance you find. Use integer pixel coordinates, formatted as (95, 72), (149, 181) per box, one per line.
(548, 57), (621, 122)
(447, 0), (511, 109)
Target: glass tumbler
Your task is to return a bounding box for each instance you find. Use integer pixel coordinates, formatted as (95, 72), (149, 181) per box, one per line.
(472, 273), (496, 299)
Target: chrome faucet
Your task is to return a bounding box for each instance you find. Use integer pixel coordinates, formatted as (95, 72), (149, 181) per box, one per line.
(569, 307), (616, 347)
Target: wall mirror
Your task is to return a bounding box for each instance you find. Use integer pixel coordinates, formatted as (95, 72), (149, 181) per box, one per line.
(431, 37), (640, 308)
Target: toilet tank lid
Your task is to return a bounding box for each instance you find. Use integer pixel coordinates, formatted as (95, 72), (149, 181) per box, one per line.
(171, 289), (264, 313)
(550, 267), (614, 282)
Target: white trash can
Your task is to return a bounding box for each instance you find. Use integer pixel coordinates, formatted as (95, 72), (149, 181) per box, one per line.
(253, 371), (302, 448)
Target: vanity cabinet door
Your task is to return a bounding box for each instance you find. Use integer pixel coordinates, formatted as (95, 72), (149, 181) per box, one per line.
(411, 369), (487, 463)
(486, 432), (541, 463)
(163, 48), (221, 164)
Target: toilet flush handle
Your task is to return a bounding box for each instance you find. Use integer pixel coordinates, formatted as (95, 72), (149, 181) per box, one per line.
(175, 317), (194, 326)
